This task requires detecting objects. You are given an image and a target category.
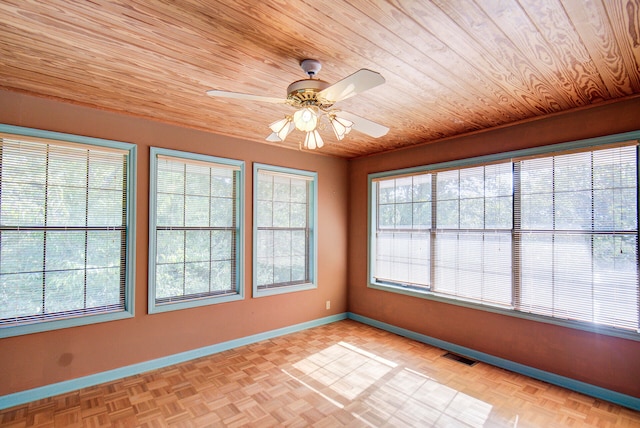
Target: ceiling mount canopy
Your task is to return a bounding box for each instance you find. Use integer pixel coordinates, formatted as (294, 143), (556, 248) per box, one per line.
(207, 59), (389, 150)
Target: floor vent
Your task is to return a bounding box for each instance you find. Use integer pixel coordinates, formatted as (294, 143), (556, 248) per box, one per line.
(442, 352), (478, 366)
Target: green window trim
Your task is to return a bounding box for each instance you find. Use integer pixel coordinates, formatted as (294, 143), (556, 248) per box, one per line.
(253, 163), (318, 297)
(148, 148), (244, 313)
(0, 124), (136, 338)
(368, 130), (640, 341)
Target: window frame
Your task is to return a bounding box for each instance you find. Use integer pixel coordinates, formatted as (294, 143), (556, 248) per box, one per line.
(0, 124), (136, 338)
(368, 130), (640, 341)
(252, 163), (318, 297)
(148, 147), (244, 313)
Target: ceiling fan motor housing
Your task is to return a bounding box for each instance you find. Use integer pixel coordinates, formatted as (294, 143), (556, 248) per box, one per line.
(287, 79), (333, 108)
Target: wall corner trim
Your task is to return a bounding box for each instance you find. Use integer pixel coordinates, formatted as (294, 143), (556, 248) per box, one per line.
(0, 313), (348, 410)
(347, 312), (640, 411)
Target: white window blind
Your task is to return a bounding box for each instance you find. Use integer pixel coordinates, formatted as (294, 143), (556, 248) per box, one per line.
(516, 145), (638, 330)
(0, 137), (129, 327)
(433, 163), (513, 305)
(151, 153), (241, 308)
(255, 167), (315, 292)
(375, 174), (431, 289)
(370, 140), (639, 334)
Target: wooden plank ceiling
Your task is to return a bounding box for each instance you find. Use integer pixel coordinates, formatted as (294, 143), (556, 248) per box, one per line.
(1, 0), (639, 158)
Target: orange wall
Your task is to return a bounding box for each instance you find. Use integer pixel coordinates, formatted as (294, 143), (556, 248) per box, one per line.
(2, 89), (640, 400)
(0, 90), (349, 395)
(347, 96), (640, 398)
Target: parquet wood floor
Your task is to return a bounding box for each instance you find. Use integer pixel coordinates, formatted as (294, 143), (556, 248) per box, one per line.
(1, 320), (639, 427)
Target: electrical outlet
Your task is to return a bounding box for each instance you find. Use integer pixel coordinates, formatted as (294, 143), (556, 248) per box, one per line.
(326, 300), (331, 310)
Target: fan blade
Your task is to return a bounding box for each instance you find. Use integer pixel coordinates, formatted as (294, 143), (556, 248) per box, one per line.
(206, 89), (286, 104)
(318, 69), (385, 103)
(335, 111), (389, 138)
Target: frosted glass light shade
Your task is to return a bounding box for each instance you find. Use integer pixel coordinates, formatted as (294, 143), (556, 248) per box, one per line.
(293, 107), (318, 132)
(269, 117), (294, 141)
(304, 129), (324, 150)
(330, 116), (353, 140)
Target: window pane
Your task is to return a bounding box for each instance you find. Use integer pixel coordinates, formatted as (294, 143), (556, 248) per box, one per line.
(395, 203), (413, 228)
(211, 260), (232, 291)
(86, 267), (121, 307)
(434, 232), (511, 305)
(1, 182), (45, 226)
(211, 169), (234, 197)
(257, 200), (273, 227)
(185, 195), (210, 227)
(374, 174), (432, 288)
(372, 142), (638, 333)
(44, 270), (85, 313)
(212, 230), (233, 260)
(46, 186), (87, 226)
(273, 176), (291, 201)
(290, 203), (307, 227)
(273, 201), (291, 227)
(0, 231), (44, 274)
(185, 230), (210, 262)
(485, 196), (512, 229)
(156, 193), (184, 226)
(156, 263), (184, 299)
(375, 231), (429, 288)
(86, 231), (121, 268)
(255, 167), (314, 292)
(211, 197), (233, 227)
(274, 230), (292, 257)
(150, 152), (241, 309)
(413, 175), (431, 202)
(518, 145), (639, 331)
(521, 193), (553, 229)
(185, 164), (210, 196)
(395, 177), (413, 203)
(437, 200), (458, 229)
(88, 189), (123, 226)
(460, 198), (484, 229)
(378, 180), (395, 204)
(156, 230), (184, 264)
(378, 204), (395, 229)
(0, 273), (43, 319)
(45, 231), (86, 271)
(185, 262), (210, 295)
(0, 135), (130, 333)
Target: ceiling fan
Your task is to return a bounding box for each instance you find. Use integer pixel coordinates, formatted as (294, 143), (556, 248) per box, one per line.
(206, 59), (389, 150)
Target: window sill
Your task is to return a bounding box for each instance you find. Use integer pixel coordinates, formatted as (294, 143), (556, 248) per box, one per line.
(368, 281), (640, 342)
(0, 310), (134, 339)
(149, 292), (244, 314)
(253, 282), (317, 298)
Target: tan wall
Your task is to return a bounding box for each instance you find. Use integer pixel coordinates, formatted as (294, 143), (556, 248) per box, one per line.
(347, 96), (640, 398)
(0, 90), (349, 395)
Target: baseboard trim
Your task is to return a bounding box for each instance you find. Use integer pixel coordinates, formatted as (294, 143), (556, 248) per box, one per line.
(0, 313), (348, 410)
(347, 312), (640, 411)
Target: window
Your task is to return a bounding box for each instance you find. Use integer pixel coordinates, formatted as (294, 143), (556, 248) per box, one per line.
(0, 125), (136, 338)
(516, 146), (638, 330)
(148, 148), (244, 313)
(253, 164), (317, 297)
(433, 163), (514, 305)
(370, 135), (640, 337)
